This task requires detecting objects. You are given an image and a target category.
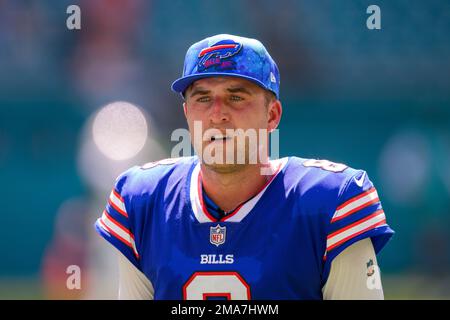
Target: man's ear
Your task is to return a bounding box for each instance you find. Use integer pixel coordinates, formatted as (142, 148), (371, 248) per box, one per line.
(268, 100), (282, 132)
(183, 102), (187, 117)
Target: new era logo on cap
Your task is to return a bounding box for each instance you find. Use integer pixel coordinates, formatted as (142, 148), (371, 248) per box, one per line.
(270, 72), (276, 83)
(171, 34), (280, 99)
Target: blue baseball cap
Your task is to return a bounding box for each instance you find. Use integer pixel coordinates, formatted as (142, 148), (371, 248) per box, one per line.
(171, 34), (280, 99)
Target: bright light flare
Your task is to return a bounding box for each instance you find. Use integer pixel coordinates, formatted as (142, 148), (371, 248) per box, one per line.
(92, 101), (147, 160)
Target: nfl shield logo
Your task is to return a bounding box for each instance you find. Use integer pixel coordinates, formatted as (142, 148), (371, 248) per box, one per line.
(210, 224), (226, 247)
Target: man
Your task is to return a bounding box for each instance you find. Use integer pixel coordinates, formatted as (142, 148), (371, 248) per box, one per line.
(95, 34), (394, 299)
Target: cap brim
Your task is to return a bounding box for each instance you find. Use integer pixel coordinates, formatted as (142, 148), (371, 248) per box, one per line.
(171, 72), (271, 97)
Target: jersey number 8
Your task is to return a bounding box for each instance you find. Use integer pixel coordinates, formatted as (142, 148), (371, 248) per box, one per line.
(302, 159), (348, 173)
(183, 271), (251, 300)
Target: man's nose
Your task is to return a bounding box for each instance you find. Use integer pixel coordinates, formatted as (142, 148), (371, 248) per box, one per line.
(209, 97), (229, 123)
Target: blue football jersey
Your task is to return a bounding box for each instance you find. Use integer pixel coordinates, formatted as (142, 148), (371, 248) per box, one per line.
(95, 156), (394, 300)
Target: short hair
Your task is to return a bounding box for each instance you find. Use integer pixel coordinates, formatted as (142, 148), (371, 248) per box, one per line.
(264, 90), (277, 107)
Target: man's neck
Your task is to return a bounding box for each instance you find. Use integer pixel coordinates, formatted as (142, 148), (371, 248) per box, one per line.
(200, 161), (274, 212)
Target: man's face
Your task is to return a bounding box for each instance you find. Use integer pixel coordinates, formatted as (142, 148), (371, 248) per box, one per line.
(183, 76), (281, 173)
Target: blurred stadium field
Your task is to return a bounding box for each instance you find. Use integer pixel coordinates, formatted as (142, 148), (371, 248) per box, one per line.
(1, 275), (450, 300)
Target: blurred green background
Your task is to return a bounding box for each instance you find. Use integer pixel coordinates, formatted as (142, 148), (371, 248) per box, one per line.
(0, 0), (449, 299)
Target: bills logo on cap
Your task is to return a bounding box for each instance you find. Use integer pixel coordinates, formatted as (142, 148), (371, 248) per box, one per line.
(171, 34), (280, 99)
(198, 40), (242, 72)
(210, 224), (226, 246)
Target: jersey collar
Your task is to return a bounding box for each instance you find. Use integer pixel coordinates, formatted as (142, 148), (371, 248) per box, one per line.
(189, 158), (289, 223)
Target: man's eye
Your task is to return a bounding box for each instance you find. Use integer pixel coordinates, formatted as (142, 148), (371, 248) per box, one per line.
(197, 96), (210, 102)
(230, 95), (243, 101)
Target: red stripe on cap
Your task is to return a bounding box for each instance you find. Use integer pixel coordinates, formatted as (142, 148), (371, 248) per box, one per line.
(198, 44), (238, 57)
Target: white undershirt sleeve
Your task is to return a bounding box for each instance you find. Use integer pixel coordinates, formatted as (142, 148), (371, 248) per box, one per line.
(322, 237), (384, 300)
(117, 252), (154, 300)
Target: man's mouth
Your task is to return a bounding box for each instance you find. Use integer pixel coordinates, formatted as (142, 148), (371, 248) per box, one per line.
(210, 134), (231, 142)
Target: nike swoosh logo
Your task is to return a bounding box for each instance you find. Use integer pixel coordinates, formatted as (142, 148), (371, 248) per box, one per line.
(354, 172), (366, 187)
